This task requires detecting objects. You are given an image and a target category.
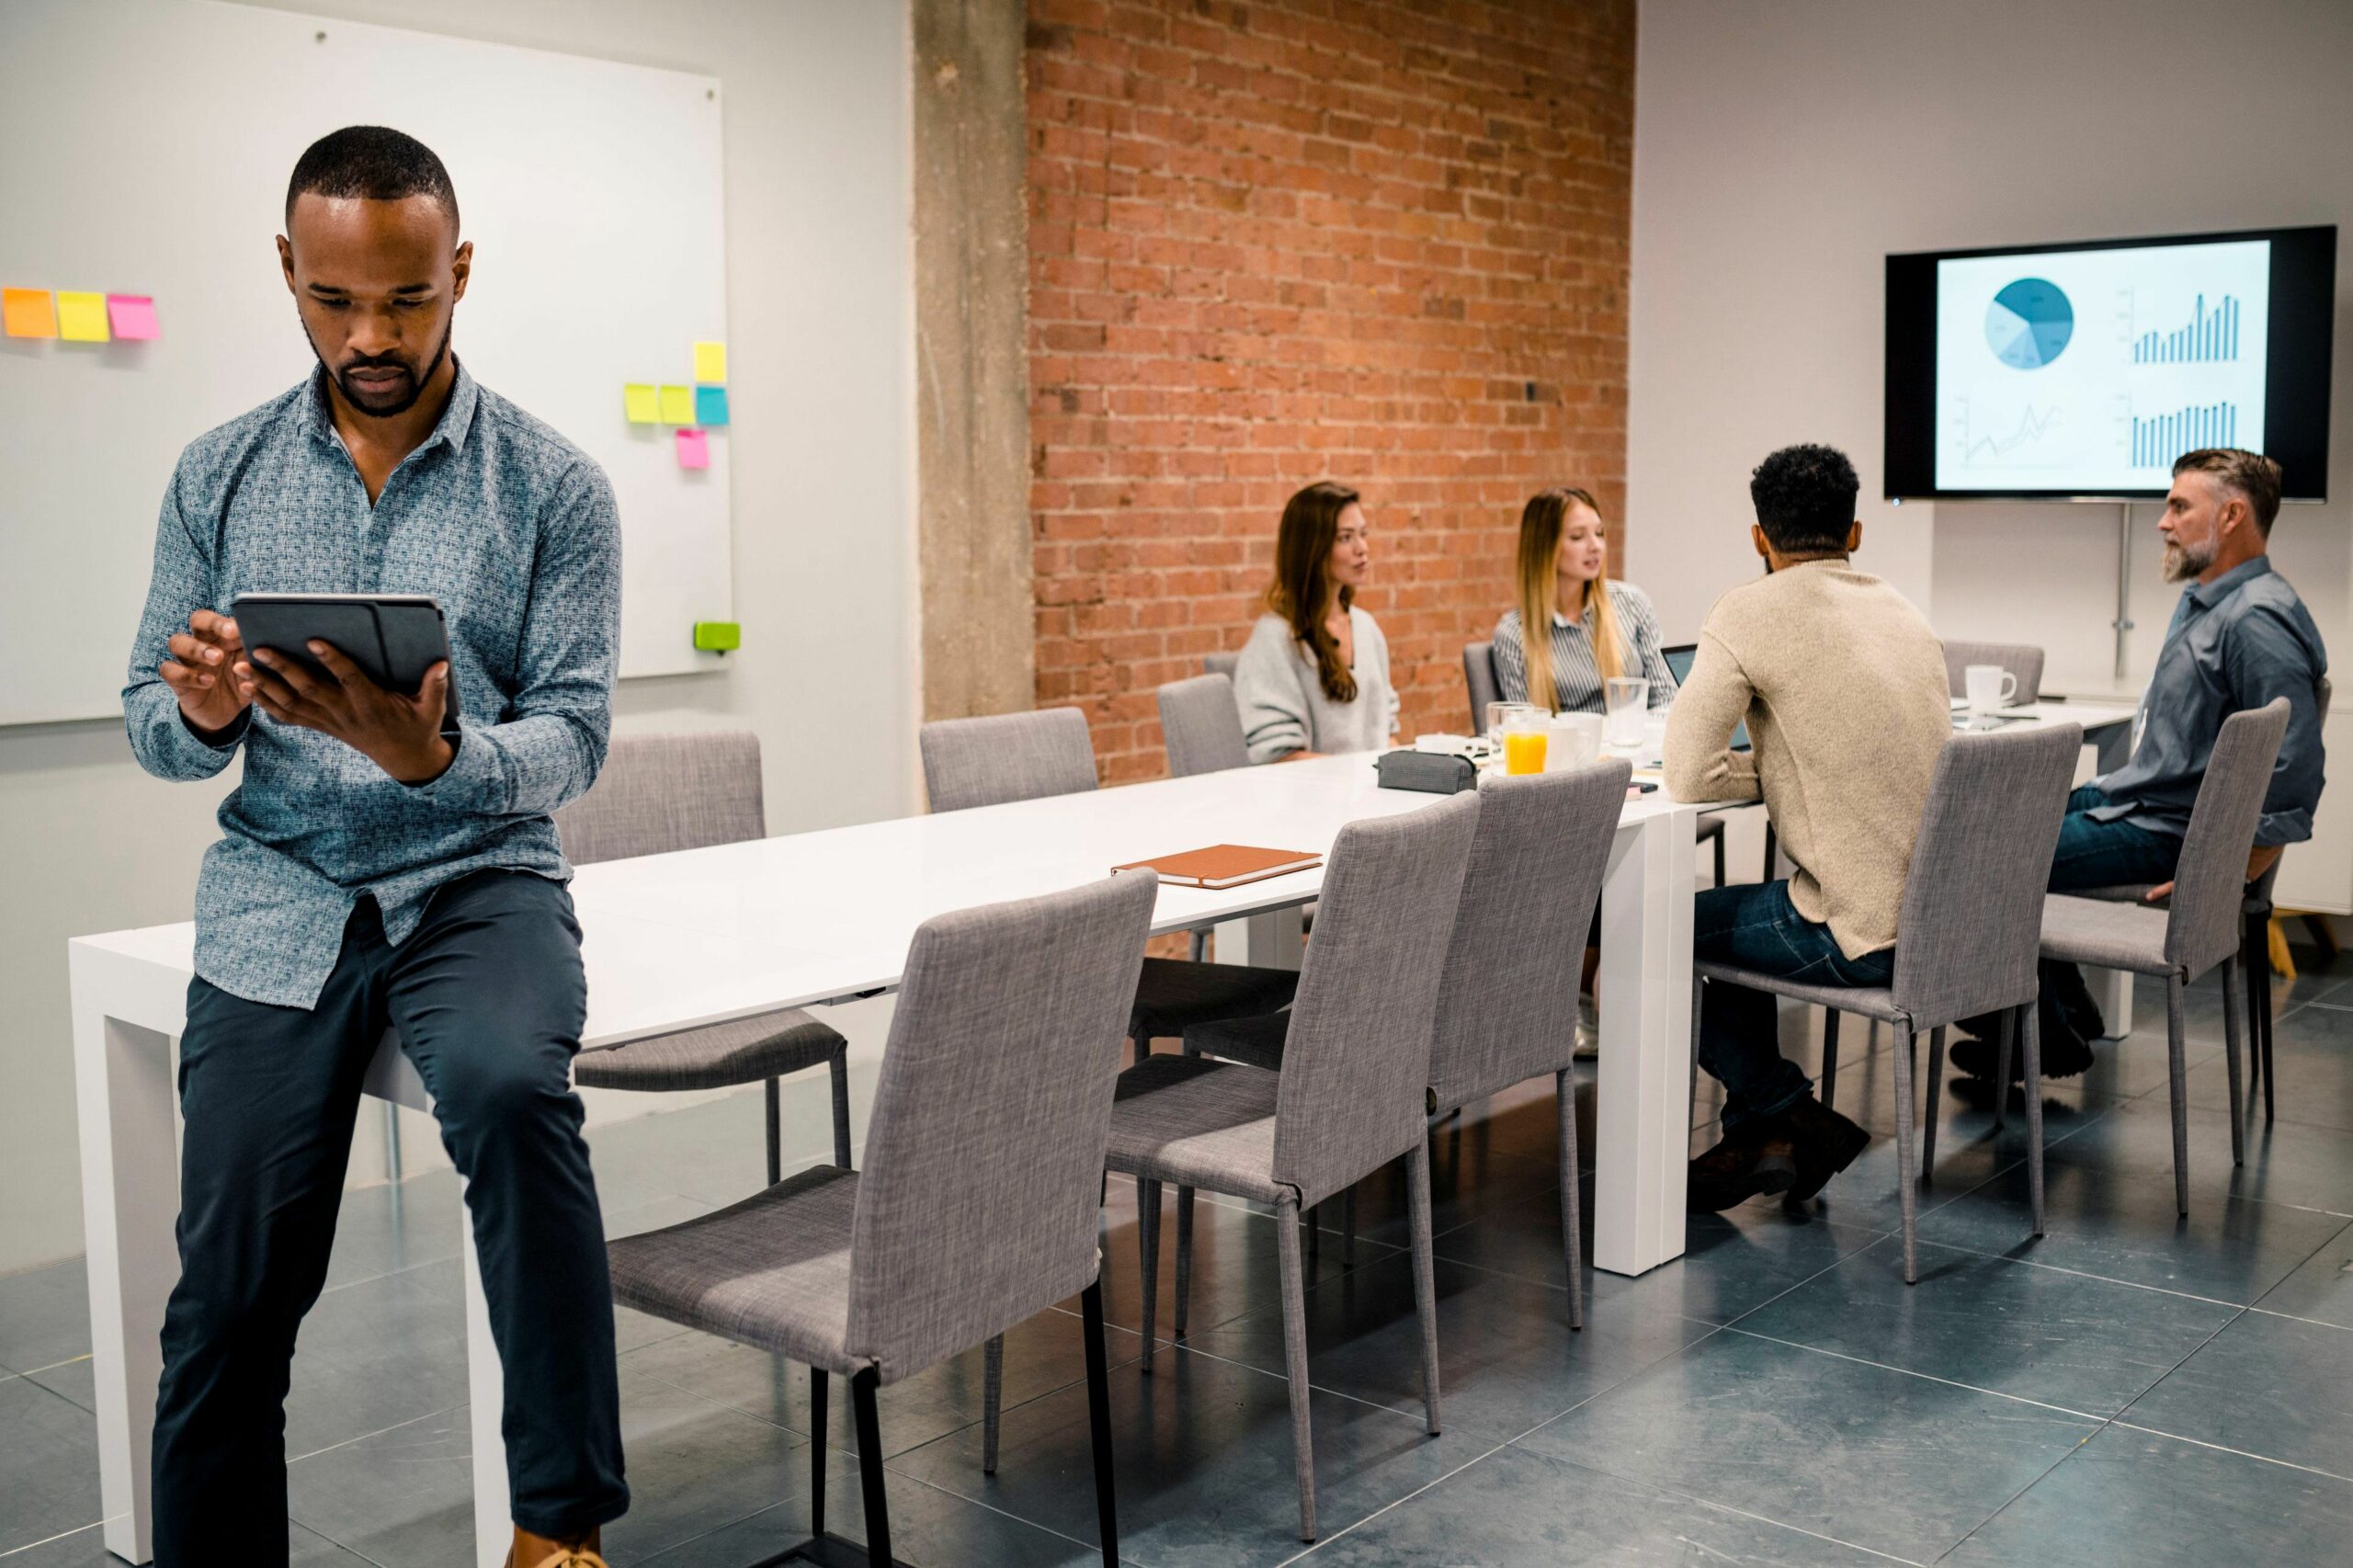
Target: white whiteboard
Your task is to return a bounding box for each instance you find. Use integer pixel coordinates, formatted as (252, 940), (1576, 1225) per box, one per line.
(0, 0), (733, 725)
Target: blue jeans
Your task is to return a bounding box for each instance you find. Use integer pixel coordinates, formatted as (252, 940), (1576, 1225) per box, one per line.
(2052, 784), (2182, 892)
(153, 871), (628, 1562)
(1694, 880), (1893, 1135)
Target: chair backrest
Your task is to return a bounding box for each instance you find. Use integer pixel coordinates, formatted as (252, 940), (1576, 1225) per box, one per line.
(919, 707), (1097, 812)
(1202, 650), (1240, 679)
(1940, 640), (2045, 704)
(1425, 761), (1631, 1115)
(552, 731), (764, 865)
(1463, 640), (1501, 732)
(1158, 674), (1250, 778)
(1889, 722), (2082, 1030)
(847, 869), (1157, 1383)
(2163, 698), (2291, 976)
(1270, 791), (1482, 1205)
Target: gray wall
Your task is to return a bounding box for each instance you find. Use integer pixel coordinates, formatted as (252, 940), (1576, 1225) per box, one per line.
(1626, 0), (2353, 691)
(0, 0), (916, 1273)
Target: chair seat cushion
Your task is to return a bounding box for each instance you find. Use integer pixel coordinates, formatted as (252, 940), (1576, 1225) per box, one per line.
(574, 1008), (846, 1093)
(1182, 1011), (1290, 1071)
(1104, 1053), (1287, 1203)
(2040, 894), (2173, 975)
(1130, 957), (1299, 1043)
(1693, 960), (1903, 1024)
(606, 1165), (863, 1376)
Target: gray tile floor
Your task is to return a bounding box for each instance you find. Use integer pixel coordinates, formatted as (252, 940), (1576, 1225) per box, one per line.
(8, 955), (2353, 1565)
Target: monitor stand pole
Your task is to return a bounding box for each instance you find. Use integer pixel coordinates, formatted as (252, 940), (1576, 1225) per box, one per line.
(2112, 503), (2135, 683)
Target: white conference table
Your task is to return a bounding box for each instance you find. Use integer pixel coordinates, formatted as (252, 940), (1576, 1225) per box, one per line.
(71, 752), (1702, 1566)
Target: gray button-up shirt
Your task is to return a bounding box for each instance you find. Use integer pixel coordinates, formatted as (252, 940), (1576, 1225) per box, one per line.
(2094, 556), (2326, 846)
(123, 365), (620, 1008)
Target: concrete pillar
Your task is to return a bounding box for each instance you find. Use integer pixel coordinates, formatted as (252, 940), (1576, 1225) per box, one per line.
(911, 0), (1032, 721)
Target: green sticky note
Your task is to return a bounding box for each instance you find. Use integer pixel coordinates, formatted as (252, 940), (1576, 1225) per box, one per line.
(623, 383), (660, 423)
(693, 620), (741, 653)
(659, 385), (695, 424)
(695, 385), (730, 426)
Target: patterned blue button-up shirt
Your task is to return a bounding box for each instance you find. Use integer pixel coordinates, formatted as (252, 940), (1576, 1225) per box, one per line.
(123, 365), (620, 1008)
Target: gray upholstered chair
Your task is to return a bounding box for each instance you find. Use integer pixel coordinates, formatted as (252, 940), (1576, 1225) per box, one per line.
(1203, 649), (1240, 679)
(2037, 699), (2290, 1214)
(917, 708), (1300, 1051)
(1159, 673), (1250, 778)
(1105, 792), (1482, 1542)
(608, 870), (1157, 1568)
(1940, 640), (2045, 704)
(1462, 639), (1501, 733)
(1182, 762), (1631, 1330)
(561, 733), (851, 1181)
(1696, 722), (2082, 1283)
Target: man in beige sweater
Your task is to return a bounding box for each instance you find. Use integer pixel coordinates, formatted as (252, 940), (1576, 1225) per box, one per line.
(1665, 445), (1951, 1210)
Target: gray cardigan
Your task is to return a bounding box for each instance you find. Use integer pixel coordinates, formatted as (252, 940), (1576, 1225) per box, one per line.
(1233, 608), (1400, 763)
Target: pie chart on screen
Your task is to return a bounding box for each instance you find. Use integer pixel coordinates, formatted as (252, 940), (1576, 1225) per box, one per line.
(1986, 278), (2073, 369)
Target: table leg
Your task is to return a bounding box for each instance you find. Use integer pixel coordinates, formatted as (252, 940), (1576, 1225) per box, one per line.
(2094, 721), (2133, 776)
(1212, 904), (1306, 971)
(461, 1188), (511, 1568)
(73, 998), (178, 1566)
(1592, 807), (1697, 1275)
(2093, 967), (2133, 1040)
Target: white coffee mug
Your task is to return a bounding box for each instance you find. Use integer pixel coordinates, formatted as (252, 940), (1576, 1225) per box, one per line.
(1965, 664), (2018, 714)
(1545, 712), (1603, 771)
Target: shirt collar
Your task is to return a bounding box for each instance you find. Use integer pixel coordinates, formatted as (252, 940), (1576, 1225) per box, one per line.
(2186, 555), (2272, 611)
(296, 358), (479, 460)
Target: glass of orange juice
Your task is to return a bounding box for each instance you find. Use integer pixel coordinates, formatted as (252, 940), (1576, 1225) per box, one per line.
(1502, 712), (1549, 775)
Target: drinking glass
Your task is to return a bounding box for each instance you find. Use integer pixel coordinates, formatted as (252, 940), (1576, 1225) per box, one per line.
(1501, 710), (1549, 775)
(1603, 677), (1649, 747)
(1486, 700), (1540, 741)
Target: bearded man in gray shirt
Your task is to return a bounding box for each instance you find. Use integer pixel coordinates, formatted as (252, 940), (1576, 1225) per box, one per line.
(1954, 448), (2327, 1082)
(124, 128), (625, 1567)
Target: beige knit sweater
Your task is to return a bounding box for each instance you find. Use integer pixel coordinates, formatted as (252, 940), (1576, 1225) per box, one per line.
(1663, 561), (1951, 959)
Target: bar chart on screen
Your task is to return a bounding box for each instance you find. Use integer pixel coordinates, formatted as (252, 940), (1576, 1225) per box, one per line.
(2130, 401), (2240, 467)
(2131, 291), (2242, 363)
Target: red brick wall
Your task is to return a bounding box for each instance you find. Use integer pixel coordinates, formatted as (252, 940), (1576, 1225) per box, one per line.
(1027, 0), (1636, 781)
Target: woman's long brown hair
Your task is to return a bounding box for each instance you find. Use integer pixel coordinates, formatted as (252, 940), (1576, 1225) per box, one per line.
(1515, 487), (1626, 714)
(1267, 481), (1363, 704)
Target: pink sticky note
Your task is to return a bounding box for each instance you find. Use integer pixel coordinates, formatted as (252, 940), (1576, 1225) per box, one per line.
(107, 294), (160, 340)
(676, 427), (710, 470)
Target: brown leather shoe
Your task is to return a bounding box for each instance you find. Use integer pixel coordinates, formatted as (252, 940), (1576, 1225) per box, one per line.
(1687, 1131), (1798, 1211)
(1776, 1096), (1871, 1202)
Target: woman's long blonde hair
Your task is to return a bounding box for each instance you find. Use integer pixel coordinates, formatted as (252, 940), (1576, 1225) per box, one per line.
(1514, 487), (1625, 714)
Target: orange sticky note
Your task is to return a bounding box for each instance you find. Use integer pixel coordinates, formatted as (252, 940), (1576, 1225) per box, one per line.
(57, 291), (109, 342)
(108, 294), (160, 340)
(3, 288), (57, 338)
(676, 428), (710, 470)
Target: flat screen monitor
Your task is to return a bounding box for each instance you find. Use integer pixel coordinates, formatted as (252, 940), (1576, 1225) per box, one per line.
(1884, 225), (2334, 501)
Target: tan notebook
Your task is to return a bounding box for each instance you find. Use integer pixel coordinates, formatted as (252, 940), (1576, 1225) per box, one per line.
(1114, 844), (1324, 889)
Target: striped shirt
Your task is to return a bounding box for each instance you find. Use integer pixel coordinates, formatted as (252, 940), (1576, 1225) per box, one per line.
(1492, 581), (1677, 715)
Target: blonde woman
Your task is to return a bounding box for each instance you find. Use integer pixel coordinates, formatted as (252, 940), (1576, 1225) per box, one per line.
(1492, 487), (1677, 714)
(1234, 480), (1401, 762)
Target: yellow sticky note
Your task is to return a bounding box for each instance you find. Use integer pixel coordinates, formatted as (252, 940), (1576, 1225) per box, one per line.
(3, 288), (57, 338)
(693, 341), (726, 383)
(659, 384), (695, 424)
(57, 291), (110, 342)
(623, 383), (660, 424)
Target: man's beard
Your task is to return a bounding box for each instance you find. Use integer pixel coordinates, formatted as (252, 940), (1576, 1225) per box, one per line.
(309, 319), (451, 419)
(2162, 535), (2214, 583)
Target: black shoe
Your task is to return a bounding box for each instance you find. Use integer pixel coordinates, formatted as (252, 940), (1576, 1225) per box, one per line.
(1950, 1015), (2096, 1081)
(1687, 1133), (1797, 1212)
(1776, 1096), (1871, 1202)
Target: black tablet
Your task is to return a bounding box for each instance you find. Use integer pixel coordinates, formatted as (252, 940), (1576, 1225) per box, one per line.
(230, 593), (454, 710)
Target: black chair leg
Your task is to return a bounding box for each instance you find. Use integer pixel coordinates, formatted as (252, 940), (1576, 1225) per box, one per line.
(810, 1368), (828, 1538)
(1762, 821), (1778, 882)
(1082, 1280), (1120, 1566)
(766, 1077), (783, 1187)
(1712, 826), (1726, 888)
(2243, 913), (2266, 1107)
(852, 1367), (892, 1565)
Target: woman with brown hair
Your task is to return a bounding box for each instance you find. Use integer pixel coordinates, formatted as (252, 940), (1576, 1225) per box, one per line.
(1493, 486), (1677, 714)
(1233, 480), (1400, 762)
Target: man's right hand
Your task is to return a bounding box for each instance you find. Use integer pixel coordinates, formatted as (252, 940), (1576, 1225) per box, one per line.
(160, 609), (253, 739)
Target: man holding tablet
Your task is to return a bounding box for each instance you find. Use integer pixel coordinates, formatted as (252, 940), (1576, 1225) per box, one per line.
(122, 127), (625, 1567)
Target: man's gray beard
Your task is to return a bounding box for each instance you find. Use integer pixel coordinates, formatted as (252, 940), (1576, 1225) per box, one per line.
(2162, 540), (2212, 582)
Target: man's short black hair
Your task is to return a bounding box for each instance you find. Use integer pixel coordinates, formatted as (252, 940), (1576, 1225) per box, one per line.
(286, 126), (459, 233)
(1748, 444), (1859, 552)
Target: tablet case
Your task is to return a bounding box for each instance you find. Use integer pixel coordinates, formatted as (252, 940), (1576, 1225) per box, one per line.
(1375, 749), (1477, 794)
(230, 594), (459, 727)
(1112, 845), (1324, 888)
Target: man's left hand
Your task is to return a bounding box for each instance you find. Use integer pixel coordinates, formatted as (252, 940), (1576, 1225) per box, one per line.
(249, 641), (455, 784)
